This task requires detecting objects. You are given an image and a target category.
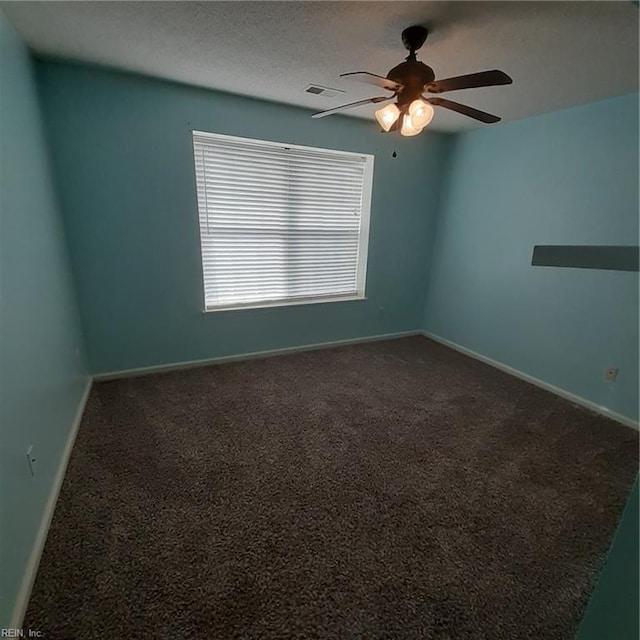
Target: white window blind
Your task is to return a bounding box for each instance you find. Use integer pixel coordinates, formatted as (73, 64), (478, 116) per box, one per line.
(192, 131), (373, 311)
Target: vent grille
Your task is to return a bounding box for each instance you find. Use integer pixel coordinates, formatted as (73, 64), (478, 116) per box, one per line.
(305, 85), (345, 98)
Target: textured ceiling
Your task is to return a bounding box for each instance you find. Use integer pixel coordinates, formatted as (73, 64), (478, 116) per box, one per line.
(2, 1), (638, 131)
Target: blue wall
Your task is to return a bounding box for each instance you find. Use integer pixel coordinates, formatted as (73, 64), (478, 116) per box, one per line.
(36, 61), (451, 374)
(0, 15), (89, 626)
(424, 93), (639, 421)
(577, 479), (639, 640)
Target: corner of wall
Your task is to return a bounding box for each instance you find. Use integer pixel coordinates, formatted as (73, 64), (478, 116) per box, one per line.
(421, 130), (459, 331)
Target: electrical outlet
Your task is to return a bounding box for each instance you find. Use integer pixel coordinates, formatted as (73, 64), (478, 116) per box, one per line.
(26, 445), (37, 476)
(605, 367), (619, 381)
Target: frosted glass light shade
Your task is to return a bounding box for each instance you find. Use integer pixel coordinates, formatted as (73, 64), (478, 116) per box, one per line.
(408, 100), (435, 128)
(374, 103), (400, 132)
(400, 114), (422, 137)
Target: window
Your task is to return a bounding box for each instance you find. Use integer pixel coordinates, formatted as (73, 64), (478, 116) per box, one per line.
(192, 131), (374, 311)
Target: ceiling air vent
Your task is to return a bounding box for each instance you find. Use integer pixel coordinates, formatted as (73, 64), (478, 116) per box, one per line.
(305, 85), (345, 98)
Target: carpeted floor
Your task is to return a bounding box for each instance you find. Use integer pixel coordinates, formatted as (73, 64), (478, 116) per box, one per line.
(26, 336), (638, 639)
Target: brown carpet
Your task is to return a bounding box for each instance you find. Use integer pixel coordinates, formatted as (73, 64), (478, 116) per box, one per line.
(26, 336), (638, 639)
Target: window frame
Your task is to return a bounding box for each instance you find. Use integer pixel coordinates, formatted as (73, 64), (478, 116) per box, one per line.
(191, 130), (374, 313)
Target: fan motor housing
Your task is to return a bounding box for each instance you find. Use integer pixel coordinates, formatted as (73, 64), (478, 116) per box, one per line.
(387, 60), (435, 106)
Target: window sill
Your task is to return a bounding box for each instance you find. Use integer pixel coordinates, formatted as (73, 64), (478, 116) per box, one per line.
(203, 294), (366, 313)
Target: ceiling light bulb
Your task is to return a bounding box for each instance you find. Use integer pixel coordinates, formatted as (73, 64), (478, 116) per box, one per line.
(408, 99), (435, 129)
(400, 114), (422, 137)
(375, 103), (400, 132)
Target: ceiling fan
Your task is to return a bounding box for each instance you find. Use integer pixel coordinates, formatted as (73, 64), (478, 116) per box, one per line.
(311, 25), (512, 135)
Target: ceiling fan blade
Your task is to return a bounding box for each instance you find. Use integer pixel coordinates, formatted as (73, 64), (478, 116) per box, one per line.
(425, 97), (501, 124)
(311, 96), (391, 119)
(340, 72), (403, 92)
(425, 70), (512, 94)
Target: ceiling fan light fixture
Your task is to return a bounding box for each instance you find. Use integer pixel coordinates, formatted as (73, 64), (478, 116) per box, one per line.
(400, 114), (423, 137)
(375, 103), (400, 131)
(312, 27), (510, 127)
(408, 99), (434, 128)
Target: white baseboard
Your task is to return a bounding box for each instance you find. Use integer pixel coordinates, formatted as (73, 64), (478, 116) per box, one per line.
(94, 330), (423, 381)
(10, 377), (93, 628)
(423, 331), (639, 430)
